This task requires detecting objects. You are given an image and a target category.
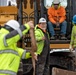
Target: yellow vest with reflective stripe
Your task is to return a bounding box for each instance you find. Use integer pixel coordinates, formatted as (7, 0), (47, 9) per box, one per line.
(0, 24), (30, 75)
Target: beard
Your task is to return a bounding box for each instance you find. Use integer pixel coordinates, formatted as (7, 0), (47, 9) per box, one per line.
(42, 28), (46, 30)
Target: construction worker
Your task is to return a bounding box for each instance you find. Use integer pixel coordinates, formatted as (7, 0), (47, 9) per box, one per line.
(47, 0), (67, 40)
(35, 18), (50, 75)
(69, 15), (76, 51)
(0, 20), (37, 75)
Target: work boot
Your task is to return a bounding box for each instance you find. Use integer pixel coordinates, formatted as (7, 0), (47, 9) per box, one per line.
(50, 36), (55, 40)
(61, 34), (67, 40)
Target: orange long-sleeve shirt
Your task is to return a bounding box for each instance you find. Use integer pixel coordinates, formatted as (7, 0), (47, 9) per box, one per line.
(47, 6), (66, 24)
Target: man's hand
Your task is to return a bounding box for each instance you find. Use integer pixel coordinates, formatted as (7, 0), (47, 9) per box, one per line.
(56, 22), (60, 27)
(69, 45), (73, 52)
(27, 21), (34, 29)
(34, 52), (38, 61)
(30, 51), (38, 61)
(42, 36), (46, 40)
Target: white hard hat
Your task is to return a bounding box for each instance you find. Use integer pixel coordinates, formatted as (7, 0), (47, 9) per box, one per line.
(6, 20), (20, 30)
(39, 18), (46, 23)
(6, 20), (22, 37)
(53, 0), (60, 4)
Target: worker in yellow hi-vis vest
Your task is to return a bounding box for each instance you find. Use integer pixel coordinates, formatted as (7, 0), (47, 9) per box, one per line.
(0, 20), (37, 75)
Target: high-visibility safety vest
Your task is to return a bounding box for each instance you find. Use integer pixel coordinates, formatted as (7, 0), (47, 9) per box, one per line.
(35, 25), (50, 55)
(0, 24), (30, 75)
(35, 25), (45, 55)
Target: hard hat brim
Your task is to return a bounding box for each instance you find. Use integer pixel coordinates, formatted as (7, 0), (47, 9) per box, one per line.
(52, 2), (60, 4)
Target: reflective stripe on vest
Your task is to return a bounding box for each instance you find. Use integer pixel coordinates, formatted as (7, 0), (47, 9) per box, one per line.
(3, 35), (8, 47)
(0, 50), (19, 56)
(0, 70), (16, 75)
(22, 50), (26, 59)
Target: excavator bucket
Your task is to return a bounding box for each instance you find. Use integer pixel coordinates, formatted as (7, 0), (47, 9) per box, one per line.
(52, 67), (76, 75)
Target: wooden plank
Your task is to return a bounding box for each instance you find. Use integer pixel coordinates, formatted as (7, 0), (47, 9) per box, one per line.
(50, 44), (70, 49)
(52, 67), (76, 75)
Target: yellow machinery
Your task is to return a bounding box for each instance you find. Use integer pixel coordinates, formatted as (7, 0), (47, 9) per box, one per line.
(0, 0), (76, 75)
(0, 6), (17, 26)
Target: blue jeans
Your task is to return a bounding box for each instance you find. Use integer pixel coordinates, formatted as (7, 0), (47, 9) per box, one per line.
(48, 21), (67, 36)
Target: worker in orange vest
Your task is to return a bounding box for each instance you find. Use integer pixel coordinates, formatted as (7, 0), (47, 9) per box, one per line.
(47, 0), (67, 40)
